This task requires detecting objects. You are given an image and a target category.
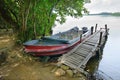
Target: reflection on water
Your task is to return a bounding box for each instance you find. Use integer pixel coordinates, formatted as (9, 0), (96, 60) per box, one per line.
(85, 38), (113, 80)
(53, 15), (120, 80)
(85, 47), (113, 80)
(85, 56), (101, 75)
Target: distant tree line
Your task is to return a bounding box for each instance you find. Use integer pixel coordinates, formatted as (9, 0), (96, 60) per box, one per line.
(112, 12), (120, 16)
(89, 12), (120, 16)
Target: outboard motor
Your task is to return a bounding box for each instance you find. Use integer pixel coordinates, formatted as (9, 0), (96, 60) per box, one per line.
(82, 27), (88, 34)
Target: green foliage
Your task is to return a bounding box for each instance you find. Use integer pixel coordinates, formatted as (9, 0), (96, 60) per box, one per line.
(112, 12), (120, 16)
(0, 0), (86, 43)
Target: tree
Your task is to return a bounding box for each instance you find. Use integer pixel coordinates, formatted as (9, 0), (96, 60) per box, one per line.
(0, 0), (88, 43)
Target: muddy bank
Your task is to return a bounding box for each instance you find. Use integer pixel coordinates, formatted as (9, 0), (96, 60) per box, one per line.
(0, 33), (86, 80)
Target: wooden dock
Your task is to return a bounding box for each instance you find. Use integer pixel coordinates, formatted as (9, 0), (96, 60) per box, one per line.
(57, 27), (108, 73)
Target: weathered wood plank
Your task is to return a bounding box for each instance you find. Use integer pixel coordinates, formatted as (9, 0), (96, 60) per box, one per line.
(65, 59), (81, 66)
(64, 56), (84, 62)
(58, 28), (108, 73)
(73, 52), (87, 58)
(75, 48), (90, 53)
(80, 44), (94, 50)
(77, 52), (93, 69)
(63, 61), (77, 69)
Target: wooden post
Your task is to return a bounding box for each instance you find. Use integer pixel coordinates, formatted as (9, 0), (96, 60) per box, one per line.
(91, 26), (94, 35)
(95, 24), (98, 32)
(98, 32), (103, 45)
(105, 24), (108, 35)
(96, 48), (101, 58)
(80, 34), (82, 42)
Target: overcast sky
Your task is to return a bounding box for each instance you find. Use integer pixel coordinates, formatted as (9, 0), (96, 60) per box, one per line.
(84, 0), (120, 13)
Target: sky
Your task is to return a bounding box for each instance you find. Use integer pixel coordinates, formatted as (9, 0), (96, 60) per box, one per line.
(84, 0), (120, 13)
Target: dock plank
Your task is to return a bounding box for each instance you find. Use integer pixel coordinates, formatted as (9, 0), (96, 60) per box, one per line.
(58, 28), (108, 72)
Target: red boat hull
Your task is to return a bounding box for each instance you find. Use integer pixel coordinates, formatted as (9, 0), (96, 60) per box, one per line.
(29, 41), (81, 56)
(24, 38), (87, 56)
(23, 27), (91, 56)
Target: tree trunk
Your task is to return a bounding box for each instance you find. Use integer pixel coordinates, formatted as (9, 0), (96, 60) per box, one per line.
(24, 0), (31, 31)
(33, 1), (37, 39)
(21, 0), (31, 41)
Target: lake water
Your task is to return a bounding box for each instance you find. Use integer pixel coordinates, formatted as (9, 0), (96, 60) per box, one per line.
(53, 15), (120, 80)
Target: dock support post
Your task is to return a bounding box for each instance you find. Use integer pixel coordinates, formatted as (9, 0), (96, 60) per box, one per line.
(80, 34), (82, 42)
(98, 32), (103, 45)
(95, 24), (98, 32)
(105, 24), (108, 38)
(91, 26), (94, 35)
(96, 48), (102, 58)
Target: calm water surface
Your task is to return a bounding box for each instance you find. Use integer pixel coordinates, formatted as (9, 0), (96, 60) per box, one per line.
(53, 15), (120, 80)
